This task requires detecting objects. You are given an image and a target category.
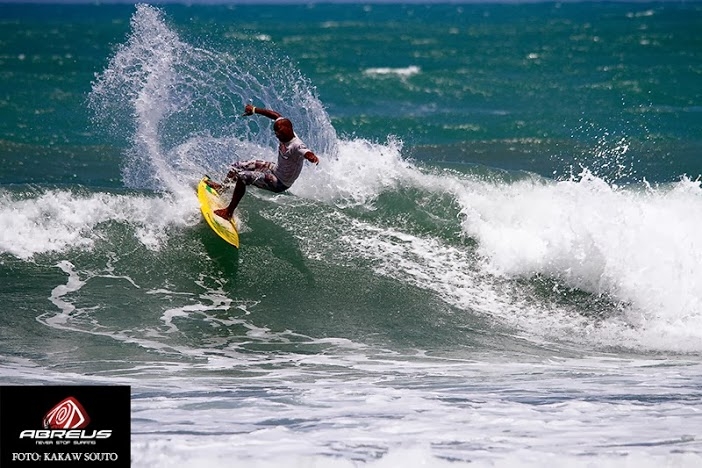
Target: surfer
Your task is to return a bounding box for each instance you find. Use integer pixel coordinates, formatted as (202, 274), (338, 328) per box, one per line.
(210, 104), (319, 220)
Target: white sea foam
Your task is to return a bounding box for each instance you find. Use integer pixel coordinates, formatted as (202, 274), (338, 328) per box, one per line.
(292, 136), (413, 206)
(0, 188), (197, 259)
(363, 65), (421, 78)
(125, 354), (702, 467)
(455, 170), (702, 350)
(3, 345), (702, 467)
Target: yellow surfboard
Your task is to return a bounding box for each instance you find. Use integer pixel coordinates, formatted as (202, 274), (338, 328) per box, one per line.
(197, 176), (239, 248)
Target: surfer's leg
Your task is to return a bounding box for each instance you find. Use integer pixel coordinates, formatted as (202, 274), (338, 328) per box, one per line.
(251, 171), (288, 193)
(225, 160), (272, 186)
(227, 179), (247, 213)
(214, 179), (246, 220)
(213, 168), (284, 219)
(232, 160), (273, 172)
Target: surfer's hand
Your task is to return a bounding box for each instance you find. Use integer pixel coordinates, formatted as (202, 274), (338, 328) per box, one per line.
(305, 152), (319, 165)
(223, 169), (238, 183)
(243, 104), (255, 116)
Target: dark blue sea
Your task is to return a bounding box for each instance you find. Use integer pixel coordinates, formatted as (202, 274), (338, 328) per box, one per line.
(1, 2), (702, 466)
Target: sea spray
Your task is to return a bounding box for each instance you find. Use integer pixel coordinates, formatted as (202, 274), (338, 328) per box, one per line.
(90, 4), (337, 196)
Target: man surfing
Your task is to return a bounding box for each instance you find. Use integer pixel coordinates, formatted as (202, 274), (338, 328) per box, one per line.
(210, 104), (319, 220)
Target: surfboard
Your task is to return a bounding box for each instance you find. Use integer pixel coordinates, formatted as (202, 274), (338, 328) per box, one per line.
(197, 176), (240, 248)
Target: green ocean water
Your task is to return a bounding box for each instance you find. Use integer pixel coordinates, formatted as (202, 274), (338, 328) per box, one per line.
(2, 3), (702, 467)
(2, 3), (701, 183)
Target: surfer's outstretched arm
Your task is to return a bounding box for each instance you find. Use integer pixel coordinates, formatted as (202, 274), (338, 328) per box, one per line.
(243, 104), (281, 120)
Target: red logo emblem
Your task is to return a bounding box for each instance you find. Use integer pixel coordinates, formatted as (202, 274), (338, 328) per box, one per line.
(43, 397), (91, 429)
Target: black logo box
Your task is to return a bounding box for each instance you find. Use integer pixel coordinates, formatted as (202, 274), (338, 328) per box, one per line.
(0, 386), (130, 467)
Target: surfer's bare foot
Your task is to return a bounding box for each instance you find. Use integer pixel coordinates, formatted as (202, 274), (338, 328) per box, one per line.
(213, 208), (232, 220)
(205, 180), (223, 191)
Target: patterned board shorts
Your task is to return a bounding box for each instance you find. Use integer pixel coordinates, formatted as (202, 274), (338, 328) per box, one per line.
(230, 160), (289, 193)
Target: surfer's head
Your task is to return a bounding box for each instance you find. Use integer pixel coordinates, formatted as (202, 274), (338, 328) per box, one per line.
(273, 118), (294, 142)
